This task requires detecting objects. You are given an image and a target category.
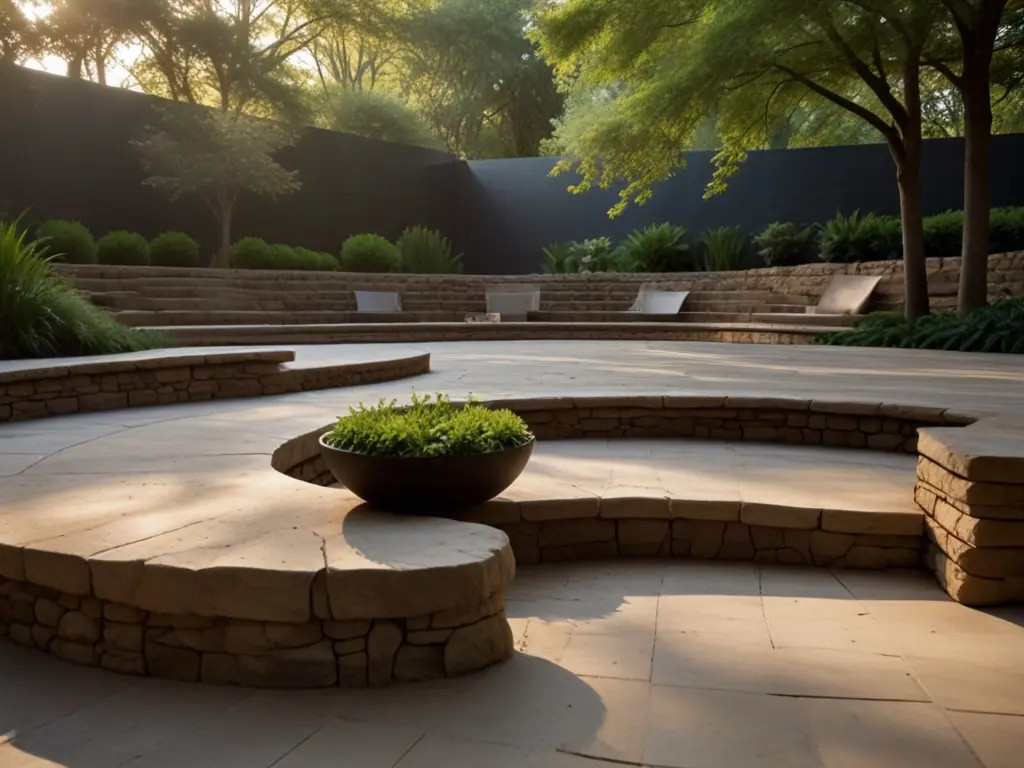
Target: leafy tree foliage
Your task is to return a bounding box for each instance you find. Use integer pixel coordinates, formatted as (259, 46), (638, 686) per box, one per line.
(328, 87), (438, 148)
(134, 105), (300, 267)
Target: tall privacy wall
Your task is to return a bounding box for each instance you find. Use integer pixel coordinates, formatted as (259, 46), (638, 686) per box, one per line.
(3, 64), (1024, 274)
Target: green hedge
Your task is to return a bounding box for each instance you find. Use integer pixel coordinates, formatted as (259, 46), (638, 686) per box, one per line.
(97, 231), (150, 266)
(150, 231), (201, 267)
(340, 234), (401, 273)
(35, 220), (97, 264)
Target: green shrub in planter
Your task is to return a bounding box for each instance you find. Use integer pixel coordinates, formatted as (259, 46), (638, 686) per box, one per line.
(754, 221), (818, 267)
(340, 233), (401, 273)
(230, 237), (274, 269)
(922, 211), (963, 257)
(323, 393), (533, 458)
(819, 210), (901, 263)
(294, 247), (339, 271)
(269, 244), (300, 269)
(150, 231), (201, 267)
(97, 230), (150, 266)
(397, 226), (463, 273)
(1, 220), (160, 358)
(35, 219), (97, 264)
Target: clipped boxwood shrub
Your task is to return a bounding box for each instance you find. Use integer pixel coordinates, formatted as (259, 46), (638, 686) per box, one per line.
(1, 220), (160, 358)
(818, 298), (1024, 354)
(270, 244), (300, 269)
(322, 393), (533, 458)
(97, 230), (150, 266)
(35, 219), (97, 264)
(230, 236), (274, 269)
(150, 231), (201, 267)
(397, 226), (463, 273)
(340, 233), (401, 273)
(294, 247), (339, 271)
(754, 221), (818, 267)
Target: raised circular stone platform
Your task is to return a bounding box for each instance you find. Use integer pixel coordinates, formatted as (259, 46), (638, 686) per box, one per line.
(2, 340), (1024, 687)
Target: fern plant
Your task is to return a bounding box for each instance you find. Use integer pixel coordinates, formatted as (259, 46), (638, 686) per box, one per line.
(323, 393), (534, 457)
(397, 226), (463, 273)
(818, 299), (1024, 354)
(616, 223), (689, 272)
(819, 210), (902, 263)
(541, 238), (620, 273)
(700, 226), (746, 271)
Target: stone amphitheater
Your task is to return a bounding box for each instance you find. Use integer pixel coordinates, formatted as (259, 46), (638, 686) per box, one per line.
(2, 255), (1024, 767)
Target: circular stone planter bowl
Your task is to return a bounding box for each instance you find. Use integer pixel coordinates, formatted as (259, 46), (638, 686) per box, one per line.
(318, 435), (535, 514)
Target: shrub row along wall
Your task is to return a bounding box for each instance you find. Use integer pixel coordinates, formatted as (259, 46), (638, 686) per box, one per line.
(0, 574), (512, 688)
(6, 65), (1024, 274)
(0, 350), (430, 423)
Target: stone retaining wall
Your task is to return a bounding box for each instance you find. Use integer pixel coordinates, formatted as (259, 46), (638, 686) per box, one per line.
(57, 252), (1024, 311)
(166, 323), (823, 348)
(915, 432), (1024, 606)
(0, 351), (429, 423)
(0, 576), (512, 688)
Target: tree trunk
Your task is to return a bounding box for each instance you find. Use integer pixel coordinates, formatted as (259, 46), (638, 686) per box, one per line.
(893, 138), (931, 321)
(66, 53), (84, 79)
(958, 83), (992, 315)
(213, 197), (233, 269)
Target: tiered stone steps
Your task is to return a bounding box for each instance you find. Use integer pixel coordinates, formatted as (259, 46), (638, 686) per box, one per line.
(61, 266), (851, 344)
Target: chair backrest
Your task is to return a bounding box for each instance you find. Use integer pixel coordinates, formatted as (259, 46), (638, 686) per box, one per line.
(629, 288), (690, 315)
(354, 291), (402, 313)
(810, 275), (882, 315)
(485, 288), (540, 321)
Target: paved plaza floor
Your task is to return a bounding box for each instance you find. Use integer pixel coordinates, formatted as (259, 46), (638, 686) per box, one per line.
(2, 340), (1024, 766)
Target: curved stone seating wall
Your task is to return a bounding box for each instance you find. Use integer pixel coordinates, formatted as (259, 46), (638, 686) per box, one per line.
(162, 322), (828, 348)
(0, 576), (512, 689)
(0, 349), (430, 423)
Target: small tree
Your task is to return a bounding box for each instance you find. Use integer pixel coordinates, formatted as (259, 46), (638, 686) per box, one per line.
(134, 106), (300, 268)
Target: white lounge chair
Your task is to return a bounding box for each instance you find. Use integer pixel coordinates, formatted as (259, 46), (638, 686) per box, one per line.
(628, 287), (690, 315)
(485, 286), (540, 321)
(355, 291), (402, 313)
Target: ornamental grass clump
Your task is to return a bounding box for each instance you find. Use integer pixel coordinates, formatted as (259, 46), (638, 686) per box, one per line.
(322, 393), (533, 458)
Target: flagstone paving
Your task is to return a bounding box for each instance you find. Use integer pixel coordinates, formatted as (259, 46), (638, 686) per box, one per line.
(2, 340), (1024, 765)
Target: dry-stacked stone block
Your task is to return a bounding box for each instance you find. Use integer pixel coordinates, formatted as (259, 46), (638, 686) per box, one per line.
(916, 430), (1024, 605)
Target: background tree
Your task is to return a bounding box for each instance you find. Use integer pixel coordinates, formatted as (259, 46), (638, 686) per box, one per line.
(927, 0), (1020, 314)
(327, 87), (438, 147)
(0, 0), (35, 65)
(134, 105), (301, 267)
(535, 0), (936, 319)
(398, 0), (562, 157)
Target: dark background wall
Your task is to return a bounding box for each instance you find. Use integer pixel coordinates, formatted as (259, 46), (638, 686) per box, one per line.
(0, 65), (459, 256)
(4, 64), (1024, 274)
(460, 136), (1024, 273)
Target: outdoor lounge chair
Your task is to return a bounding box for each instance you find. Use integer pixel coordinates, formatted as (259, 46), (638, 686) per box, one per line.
(805, 274), (882, 315)
(627, 286), (691, 315)
(355, 291), (402, 313)
(485, 285), (541, 321)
